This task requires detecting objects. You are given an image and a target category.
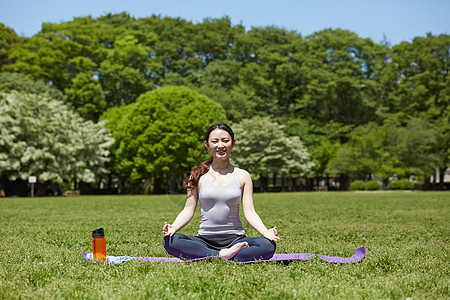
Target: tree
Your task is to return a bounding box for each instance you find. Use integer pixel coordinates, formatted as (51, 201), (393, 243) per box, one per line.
(6, 15), (119, 87)
(194, 60), (257, 122)
(64, 70), (106, 121)
(0, 91), (113, 192)
(101, 86), (227, 192)
(391, 118), (441, 186)
(378, 34), (450, 188)
(2, 13), (447, 193)
(297, 29), (388, 126)
(1, 70), (105, 121)
(241, 26), (306, 114)
(327, 118), (440, 187)
(7, 33), (80, 91)
(0, 72), (65, 99)
(378, 34), (449, 118)
(99, 34), (152, 107)
(231, 116), (314, 191)
(327, 122), (399, 183)
(281, 115), (353, 167)
(0, 23), (20, 70)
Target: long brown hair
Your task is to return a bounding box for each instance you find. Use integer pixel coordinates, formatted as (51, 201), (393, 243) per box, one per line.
(183, 123), (235, 190)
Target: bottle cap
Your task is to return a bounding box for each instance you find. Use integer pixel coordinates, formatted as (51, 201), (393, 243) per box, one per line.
(92, 228), (105, 238)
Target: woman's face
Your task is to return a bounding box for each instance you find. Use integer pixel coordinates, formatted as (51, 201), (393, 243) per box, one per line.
(205, 129), (235, 160)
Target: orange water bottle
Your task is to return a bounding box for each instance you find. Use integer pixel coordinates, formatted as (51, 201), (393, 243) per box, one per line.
(92, 228), (107, 262)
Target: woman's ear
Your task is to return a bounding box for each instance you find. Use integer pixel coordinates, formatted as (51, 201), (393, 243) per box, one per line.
(204, 140), (209, 149)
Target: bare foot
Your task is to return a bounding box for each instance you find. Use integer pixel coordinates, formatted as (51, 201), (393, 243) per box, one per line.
(219, 242), (249, 259)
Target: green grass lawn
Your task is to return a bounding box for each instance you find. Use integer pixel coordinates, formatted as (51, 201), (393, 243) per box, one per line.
(0, 192), (448, 299)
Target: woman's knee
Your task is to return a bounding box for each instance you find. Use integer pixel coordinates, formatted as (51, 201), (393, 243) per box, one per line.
(245, 237), (276, 257)
(162, 235), (172, 252)
(254, 237), (276, 251)
(233, 238), (276, 262)
(262, 238), (276, 255)
(162, 235), (170, 248)
(163, 234), (184, 257)
(162, 233), (183, 249)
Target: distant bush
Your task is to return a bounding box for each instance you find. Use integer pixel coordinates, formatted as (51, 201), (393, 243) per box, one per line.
(365, 180), (381, 190)
(350, 180), (366, 191)
(387, 179), (415, 190)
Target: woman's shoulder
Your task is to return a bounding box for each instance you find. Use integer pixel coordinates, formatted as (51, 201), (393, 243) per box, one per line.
(235, 166), (251, 180)
(198, 171), (208, 187)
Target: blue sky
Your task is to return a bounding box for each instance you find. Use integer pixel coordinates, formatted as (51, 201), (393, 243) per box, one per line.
(0, 0), (448, 46)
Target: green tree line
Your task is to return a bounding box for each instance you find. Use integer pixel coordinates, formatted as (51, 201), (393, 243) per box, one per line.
(0, 13), (448, 194)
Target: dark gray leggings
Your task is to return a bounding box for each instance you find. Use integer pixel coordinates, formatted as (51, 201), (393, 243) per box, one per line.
(163, 233), (276, 262)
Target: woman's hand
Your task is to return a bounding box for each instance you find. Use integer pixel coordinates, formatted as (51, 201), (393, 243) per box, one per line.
(263, 226), (280, 242)
(162, 222), (177, 236)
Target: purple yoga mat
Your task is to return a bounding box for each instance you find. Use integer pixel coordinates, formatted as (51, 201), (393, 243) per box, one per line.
(83, 246), (365, 264)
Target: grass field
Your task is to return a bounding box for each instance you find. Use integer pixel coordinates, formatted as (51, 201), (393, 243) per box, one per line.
(0, 192), (448, 299)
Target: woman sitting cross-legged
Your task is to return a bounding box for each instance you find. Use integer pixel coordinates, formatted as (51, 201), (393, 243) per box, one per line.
(162, 123), (279, 262)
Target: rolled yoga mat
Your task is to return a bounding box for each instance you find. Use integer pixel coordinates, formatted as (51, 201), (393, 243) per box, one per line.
(82, 246), (366, 265)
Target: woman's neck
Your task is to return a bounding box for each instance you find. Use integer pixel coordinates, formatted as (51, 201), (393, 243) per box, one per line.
(210, 160), (233, 175)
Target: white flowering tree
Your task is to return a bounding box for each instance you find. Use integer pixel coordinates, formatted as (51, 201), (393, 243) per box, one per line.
(0, 91), (114, 189)
(232, 116), (314, 191)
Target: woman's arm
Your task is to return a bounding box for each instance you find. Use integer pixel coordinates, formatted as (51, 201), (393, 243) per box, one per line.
(240, 170), (280, 241)
(162, 188), (198, 236)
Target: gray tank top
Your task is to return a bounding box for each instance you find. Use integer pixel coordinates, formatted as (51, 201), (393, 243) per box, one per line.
(197, 166), (245, 236)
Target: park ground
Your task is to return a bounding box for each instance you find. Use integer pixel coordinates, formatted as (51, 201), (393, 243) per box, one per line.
(0, 192), (448, 299)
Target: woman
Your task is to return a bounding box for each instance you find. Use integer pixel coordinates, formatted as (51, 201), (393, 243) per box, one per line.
(162, 123), (279, 262)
